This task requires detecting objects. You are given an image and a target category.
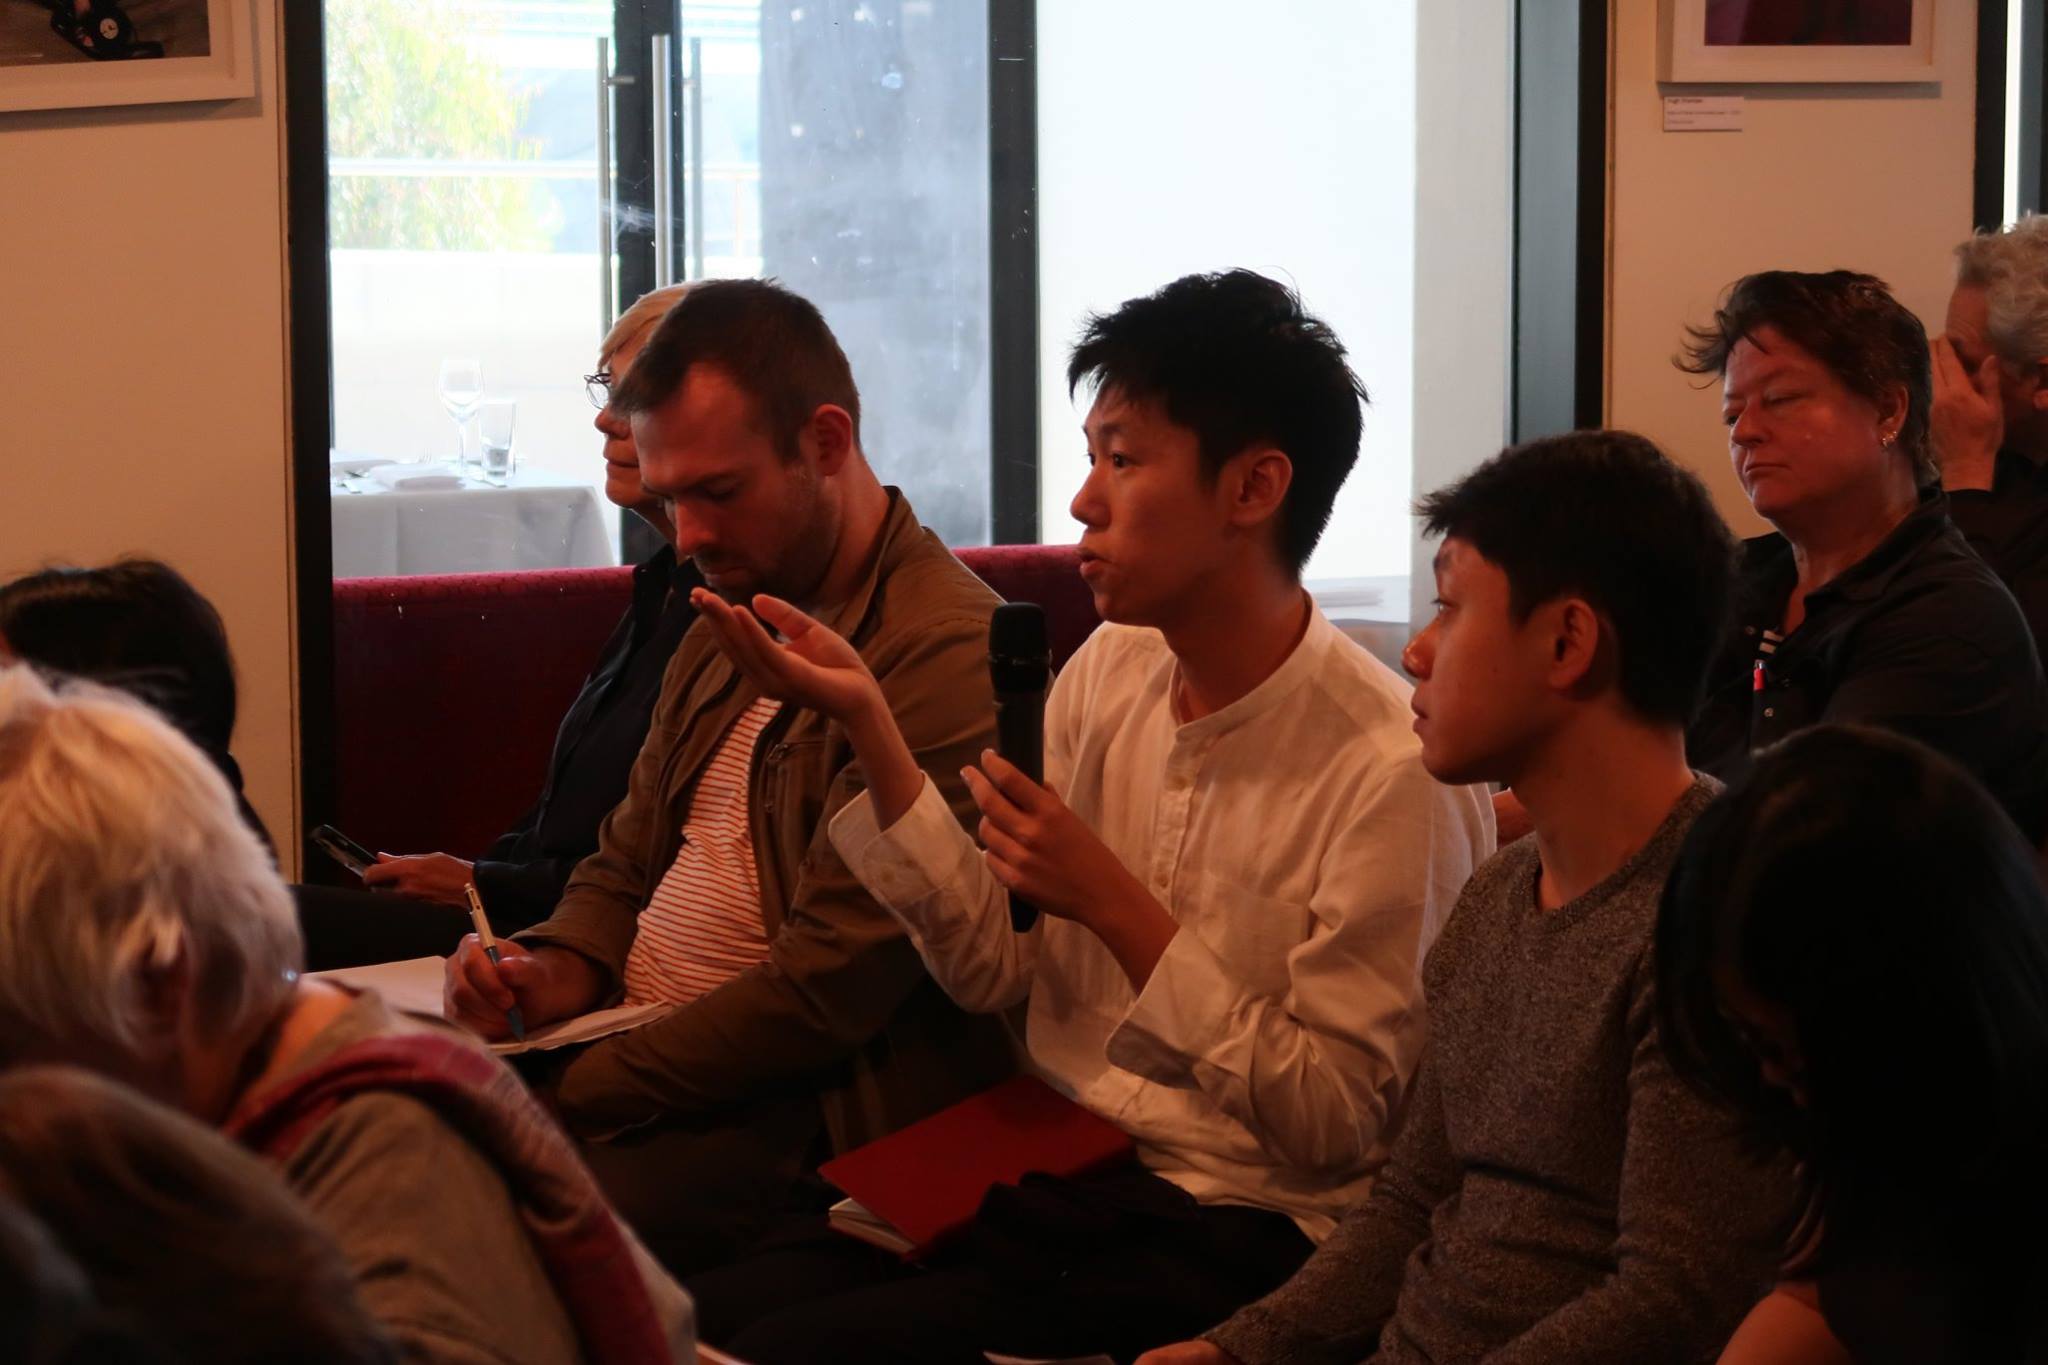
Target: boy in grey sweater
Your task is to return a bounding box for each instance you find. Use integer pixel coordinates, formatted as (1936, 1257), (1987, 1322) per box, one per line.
(1142, 431), (1791, 1365)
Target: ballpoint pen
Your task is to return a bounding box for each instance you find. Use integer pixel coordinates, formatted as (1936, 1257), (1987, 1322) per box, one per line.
(462, 881), (527, 1043)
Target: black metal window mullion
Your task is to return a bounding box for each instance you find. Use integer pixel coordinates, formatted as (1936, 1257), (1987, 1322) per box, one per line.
(2023, 0), (2047, 219)
(989, 0), (1040, 546)
(1511, 0), (1609, 442)
(1976, 0), (2047, 232)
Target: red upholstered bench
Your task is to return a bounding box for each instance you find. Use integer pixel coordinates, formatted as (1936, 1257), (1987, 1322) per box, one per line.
(331, 544), (1098, 859)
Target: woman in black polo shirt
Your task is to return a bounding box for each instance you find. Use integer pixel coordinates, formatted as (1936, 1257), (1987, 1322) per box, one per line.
(1679, 270), (2048, 841)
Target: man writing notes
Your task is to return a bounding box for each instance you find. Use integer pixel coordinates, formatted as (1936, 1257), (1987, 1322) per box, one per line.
(442, 280), (1013, 1271)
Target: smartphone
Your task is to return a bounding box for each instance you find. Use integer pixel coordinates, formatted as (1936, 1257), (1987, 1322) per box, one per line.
(310, 824), (376, 878)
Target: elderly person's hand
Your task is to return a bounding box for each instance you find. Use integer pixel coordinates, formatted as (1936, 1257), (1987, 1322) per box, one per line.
(1931, 335), (2004, 492)
(363, 852), (474, 907)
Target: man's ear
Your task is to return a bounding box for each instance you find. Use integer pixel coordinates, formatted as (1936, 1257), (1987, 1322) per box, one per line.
(1544, 597), (1611, 697)
(805, 404), (857, 474)
(2026, 360), (2048, 414)
(1225, 445), (1294, 532)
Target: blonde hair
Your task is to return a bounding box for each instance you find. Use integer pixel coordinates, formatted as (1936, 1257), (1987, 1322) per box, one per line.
(600, 284), (691, 367)
(0, 666), (299, 1064)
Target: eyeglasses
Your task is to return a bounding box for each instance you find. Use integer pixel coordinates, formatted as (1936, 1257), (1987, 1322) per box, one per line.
(584, 371), (613, 409)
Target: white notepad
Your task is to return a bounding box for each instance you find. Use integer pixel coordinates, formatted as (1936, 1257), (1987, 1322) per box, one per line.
(309, 955), (671, 1054)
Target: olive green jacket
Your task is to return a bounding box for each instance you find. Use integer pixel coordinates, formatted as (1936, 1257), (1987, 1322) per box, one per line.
(521, 491), (1016, 1151)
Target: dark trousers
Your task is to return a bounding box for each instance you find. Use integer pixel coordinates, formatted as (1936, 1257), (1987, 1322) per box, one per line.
(292, 882), (473, 970)
(512, 1048), (830, 1280)
(688, 1165), (1312, 1365)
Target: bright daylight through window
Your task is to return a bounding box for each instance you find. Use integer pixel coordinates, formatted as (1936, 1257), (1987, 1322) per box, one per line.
(324, 0), (1510, 637)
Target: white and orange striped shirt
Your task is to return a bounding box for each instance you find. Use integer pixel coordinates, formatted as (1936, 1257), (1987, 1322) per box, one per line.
(620, 697), (781, 1006)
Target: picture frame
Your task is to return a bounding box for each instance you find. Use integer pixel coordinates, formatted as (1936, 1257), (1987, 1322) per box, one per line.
(1662, 0), (1937, 84)
(0, 0), (254, 113)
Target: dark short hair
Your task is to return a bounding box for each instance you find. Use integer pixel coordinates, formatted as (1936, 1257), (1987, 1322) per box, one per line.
(0, 1067), (397, 1363)
(1657, 726), (2048, 1271)
(609, 277), (860, 458)
(0, 559), (237, 753)
(1416, 430), (1736, 725)
(1066, 270), (1368, 574)
(1677, 270), (1935, 485)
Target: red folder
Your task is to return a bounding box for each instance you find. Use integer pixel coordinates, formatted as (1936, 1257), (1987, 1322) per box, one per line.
(819, 1074), (1136, 1260)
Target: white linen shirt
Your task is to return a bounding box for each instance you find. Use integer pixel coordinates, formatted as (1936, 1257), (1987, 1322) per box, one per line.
(829, 610), (1493, 1238)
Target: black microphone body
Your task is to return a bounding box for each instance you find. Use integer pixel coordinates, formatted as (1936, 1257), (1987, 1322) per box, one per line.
(989, 603), (1051, 931)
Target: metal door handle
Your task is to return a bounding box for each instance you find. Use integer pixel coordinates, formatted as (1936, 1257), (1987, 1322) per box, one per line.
(688, 36), (705, 280)
(651, 33), (676, 287)
(594, 36), (617, 333)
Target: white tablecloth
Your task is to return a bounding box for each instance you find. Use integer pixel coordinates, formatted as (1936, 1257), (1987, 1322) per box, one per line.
(329, 467), (615, 577)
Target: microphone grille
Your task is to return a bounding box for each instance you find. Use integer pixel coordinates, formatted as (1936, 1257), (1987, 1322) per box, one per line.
(990, 601), (1049, 657)
(989, 602), (1050, 690)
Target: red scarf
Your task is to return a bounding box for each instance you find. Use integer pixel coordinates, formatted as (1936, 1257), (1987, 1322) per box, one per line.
(225, 1031), (669, 1364)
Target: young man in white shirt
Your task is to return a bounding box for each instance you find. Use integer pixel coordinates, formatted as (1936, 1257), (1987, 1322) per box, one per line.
(683, 269), (1495, 1364)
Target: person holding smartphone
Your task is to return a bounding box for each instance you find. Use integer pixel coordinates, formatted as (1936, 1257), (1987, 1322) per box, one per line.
(296, 285), (702, 968)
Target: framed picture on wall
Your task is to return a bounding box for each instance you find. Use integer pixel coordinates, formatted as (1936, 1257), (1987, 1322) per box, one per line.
(0, 0), (253, 112)
(1662, 0), (1938, 83)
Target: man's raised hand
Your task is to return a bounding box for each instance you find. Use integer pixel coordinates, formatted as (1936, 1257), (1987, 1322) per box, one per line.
(1931, 334), (2005, 492)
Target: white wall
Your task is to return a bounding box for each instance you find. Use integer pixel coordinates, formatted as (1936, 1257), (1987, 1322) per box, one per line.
(1607, 0), (1981, 535)
(0, 3), (298, 868)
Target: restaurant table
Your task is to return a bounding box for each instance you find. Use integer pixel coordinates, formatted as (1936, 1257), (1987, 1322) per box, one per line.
(329, 462), (614, 577)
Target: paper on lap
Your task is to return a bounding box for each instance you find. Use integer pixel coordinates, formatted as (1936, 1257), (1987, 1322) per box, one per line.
(308, 956), (672, 1055)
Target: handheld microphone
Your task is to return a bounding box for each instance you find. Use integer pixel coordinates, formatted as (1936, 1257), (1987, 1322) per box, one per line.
(989, 602), (1051, 931)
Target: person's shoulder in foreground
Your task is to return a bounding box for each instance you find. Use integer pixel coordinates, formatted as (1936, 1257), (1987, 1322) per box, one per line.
(258, 989), (696, 1365)
(0, 666), (692, 1365)
(1661, 725), (2048, 1365)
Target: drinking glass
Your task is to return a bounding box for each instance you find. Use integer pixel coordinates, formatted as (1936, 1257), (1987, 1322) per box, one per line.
(437, 357), (484, 467)
(478, 399), (517, 483)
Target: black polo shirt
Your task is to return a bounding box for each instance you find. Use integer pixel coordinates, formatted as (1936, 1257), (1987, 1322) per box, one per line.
(1687, 492), (2048, 840)
(1947, 446), (2048, 656)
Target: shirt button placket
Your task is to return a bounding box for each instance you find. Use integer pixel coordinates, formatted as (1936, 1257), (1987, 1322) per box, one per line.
(1151, 741), (1201, 905)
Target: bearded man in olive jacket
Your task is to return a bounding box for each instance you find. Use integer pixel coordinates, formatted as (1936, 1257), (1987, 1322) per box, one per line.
(444, 280), (1013, 1270)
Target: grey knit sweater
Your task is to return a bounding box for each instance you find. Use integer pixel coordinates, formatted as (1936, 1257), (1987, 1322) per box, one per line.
(1207, 777), (1788, 1365)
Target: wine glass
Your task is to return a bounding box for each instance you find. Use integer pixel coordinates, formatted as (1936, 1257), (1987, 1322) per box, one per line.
(478, 399), (517, 484)
(436, 357), (484, 468)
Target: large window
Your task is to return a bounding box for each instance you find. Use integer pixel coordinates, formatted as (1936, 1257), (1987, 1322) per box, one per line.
(1035, 1), (1420, 591)
(321, 0), (1511, 615)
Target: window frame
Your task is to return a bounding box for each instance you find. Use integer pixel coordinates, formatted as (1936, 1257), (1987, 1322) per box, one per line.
(1977, 0), (2048, 229)
(284, 2), (1599, 851)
